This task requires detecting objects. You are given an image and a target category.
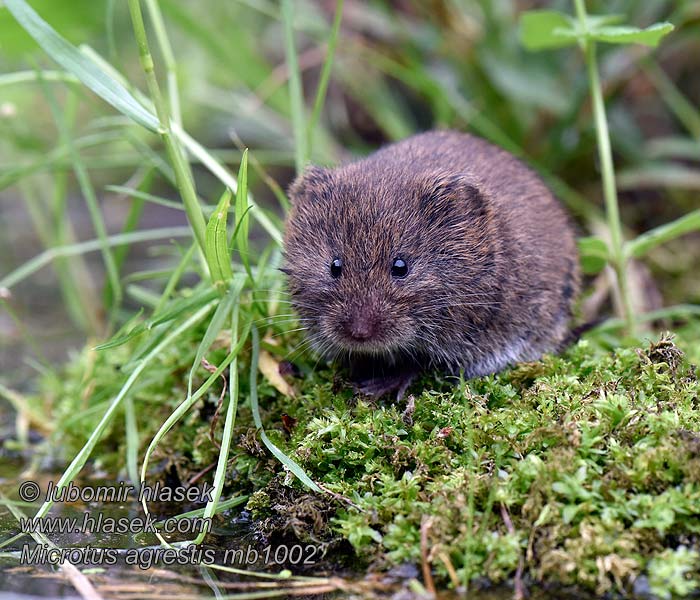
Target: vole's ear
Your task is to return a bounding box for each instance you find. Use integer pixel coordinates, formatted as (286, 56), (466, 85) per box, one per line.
(288, 166), (333, 204)
(419, 172), (484, 214)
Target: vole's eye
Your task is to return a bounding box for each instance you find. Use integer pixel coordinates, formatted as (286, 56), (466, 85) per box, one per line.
(391, 258), (408, 278)
(330, 258), (343, 279)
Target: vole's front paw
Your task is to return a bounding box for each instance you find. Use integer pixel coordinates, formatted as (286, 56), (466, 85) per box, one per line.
(352, 372), (416, 401)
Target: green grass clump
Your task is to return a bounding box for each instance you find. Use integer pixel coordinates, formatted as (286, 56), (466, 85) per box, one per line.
(29, 314), (232, 478)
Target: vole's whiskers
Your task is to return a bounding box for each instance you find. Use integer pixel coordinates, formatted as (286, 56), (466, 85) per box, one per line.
(267, 326), (310, 341)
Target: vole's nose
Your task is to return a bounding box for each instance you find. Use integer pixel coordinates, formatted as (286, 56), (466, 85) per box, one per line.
(343, 308), (379, 341)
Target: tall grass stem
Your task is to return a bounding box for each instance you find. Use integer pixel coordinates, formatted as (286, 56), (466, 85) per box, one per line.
(282, 0), (307, 174)
(306, 0), (344, 162)
(127, 0), (207, 253)
(574, 0), (635, 334)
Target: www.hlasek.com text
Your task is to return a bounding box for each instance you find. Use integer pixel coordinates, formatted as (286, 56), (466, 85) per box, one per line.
(20, 513), (210, 536)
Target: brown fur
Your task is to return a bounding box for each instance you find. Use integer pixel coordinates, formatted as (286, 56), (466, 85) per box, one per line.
(283, 130), (580, 385)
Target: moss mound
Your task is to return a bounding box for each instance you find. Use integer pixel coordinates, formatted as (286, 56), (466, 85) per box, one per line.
(29, 324), (700, 596)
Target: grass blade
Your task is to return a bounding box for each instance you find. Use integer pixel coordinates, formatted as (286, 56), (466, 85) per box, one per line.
(192, 302), (244, 545)
(0, 227), (192, 291)
(40, 80), (123, 315)
(249, 327), (321, 493)
(306, 0), (344, 161)
(154, 241), (198, 315)
(105, 185), (189, 212)
(128, 0), (209, 255)
(626, 209), (700, 258)
(205, 188), (234, 286)
(187, 276), (244, 398)
(140, 319), (252, 546)
(282, 0), (307, 174)
(172, 123), (283, 245)
(124, 395), (140, 488)
(234, 149), (253, 280)
(5, 0), (159, 131)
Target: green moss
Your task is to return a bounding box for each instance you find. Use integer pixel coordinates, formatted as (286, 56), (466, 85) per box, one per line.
(26, 322), (700, 595)
(274, 332), (700, 595)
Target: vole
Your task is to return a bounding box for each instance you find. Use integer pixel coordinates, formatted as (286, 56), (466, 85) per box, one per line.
(283, 130), (580, 397)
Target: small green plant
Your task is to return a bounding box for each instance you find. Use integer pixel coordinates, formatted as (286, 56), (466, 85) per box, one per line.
(521, 1), (700, 335)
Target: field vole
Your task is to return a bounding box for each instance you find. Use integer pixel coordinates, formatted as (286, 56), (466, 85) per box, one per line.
(283, 130), (580, 397)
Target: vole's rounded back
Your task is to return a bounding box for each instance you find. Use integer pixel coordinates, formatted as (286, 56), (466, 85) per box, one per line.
(283, 130), (579, 384)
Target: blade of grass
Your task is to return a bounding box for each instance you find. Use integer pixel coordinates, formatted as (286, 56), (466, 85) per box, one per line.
(234, 149), (253, 281)
(125, 395), (140, 489)
(626, 209), (700, 258)
(111, 170), (155, 271)
(104, 170), (155, 311)
(106, 0), (118, 61)
(187, 276), (244, 398)
(0, 226), (192, 291)
(40, 74), (123, 316)
(123, 268), (183, 283)
(104, 185), (187, 212)
(17, 177), (98, 334)
(192, 301), (245, 545)
(0, 128), (127, 193)
(5, 0), (159, 131)
(249, 327), (321, 492)
(229, 128), (290, 211)
(144, 0), (182, 127)
(154, 241), (198, 315)
(643, 59), (700, 140)
(282, 0), (307, 174)
(47, 97), (103, 334)
(306, 0), (344, 162)
(172, 124), (283, 245)
(126, 286), (168, 311)
(0, 70), (78, 86)
(205, 188), (234, 286)
(140, 318), (252, 546)
(127, 0), (208, 253)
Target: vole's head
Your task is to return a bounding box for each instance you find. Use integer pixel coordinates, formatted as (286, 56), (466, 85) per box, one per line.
(282, 164), (494, 364)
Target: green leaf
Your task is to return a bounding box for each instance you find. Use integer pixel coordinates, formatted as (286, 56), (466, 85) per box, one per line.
(93, 323), (146, 350)
(578, 236), (610, 274)
(562, 504), (582, 525)
(205, 187), (233, 286)
(583, 15), (626, 29)
(93, 308), (145, 350)
(588, 22), (674, 47)
(233, 149), (253, 281)
(521, 9), (674, 51)
(4, 0), (159, 131)
(520, 10), (577, 50)
(626, 209), (700, 258)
